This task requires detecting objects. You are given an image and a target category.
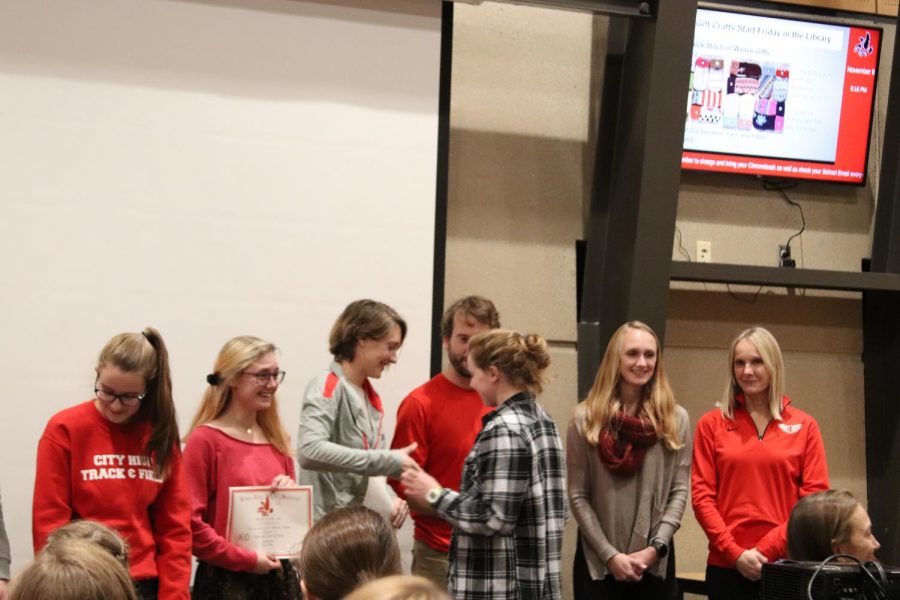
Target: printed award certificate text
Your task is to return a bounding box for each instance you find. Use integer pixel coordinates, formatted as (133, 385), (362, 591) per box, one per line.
(225, 485), (313, 558)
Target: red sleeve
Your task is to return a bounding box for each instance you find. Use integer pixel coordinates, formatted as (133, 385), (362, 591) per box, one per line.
(756, 416), (829, 560)
(150, 448), (193, 600)
(691, 413), (746, 565)
(285, 453), (296, 481)
(388, 393), (429, 497)
(32, 426), (74, 553)
(182, 431), (257, 572)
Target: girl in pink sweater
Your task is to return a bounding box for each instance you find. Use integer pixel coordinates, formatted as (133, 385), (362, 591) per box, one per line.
(183, 336), (300, 600)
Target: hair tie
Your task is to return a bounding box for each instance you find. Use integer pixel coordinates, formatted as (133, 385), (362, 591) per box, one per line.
(141, 331), (152, 342)
(206, 373), (220, 386)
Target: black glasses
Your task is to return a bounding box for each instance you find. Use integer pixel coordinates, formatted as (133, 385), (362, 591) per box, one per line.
(242, 370), (286, 385)
(94, 380), (146, 407)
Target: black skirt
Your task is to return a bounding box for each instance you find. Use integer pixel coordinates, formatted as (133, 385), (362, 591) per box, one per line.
(192, 560), (301, 600)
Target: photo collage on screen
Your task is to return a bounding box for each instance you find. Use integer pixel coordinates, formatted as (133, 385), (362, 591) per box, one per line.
(688, 57), (790, 133)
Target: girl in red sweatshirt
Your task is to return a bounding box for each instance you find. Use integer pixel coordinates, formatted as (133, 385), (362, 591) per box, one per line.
(33, 327), (192, 600)
(692, 326), (829, 600)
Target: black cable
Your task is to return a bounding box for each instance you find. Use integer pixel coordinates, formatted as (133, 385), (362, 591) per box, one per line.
(806, 554), (860, 600)
(804, 555), (890, 600)
(762, 178), (806, 257)
(860, 560), (889, 600)
(674, 227), (692, 262)
(727, 284), (763, 303)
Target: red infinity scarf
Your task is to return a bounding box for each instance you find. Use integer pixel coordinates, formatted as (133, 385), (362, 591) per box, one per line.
(598, 412), (659, 475)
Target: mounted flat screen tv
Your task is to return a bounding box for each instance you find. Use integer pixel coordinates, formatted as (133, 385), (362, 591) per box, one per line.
(682, 8), (882, 185)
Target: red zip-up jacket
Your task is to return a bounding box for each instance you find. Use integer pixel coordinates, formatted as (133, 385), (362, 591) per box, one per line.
(691, 394), (829, 568)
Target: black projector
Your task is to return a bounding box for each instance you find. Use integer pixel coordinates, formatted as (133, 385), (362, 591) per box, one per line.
(761, 560), (900, 600)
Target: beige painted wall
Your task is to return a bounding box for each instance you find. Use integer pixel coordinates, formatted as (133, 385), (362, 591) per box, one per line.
(446, 4), (595, 597)
(446, 3), (892, 598)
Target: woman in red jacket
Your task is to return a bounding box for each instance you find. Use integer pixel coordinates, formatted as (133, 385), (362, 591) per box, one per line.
(32, 328), (191, 600)
(692, 326), (829, 600)
(183, 336), (300, 600)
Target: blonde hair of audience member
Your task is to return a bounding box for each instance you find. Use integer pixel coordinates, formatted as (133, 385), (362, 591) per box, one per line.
(466, 329), (551, 395)
(46, 520), (129, 568)
(722, 326), (786, 421)
(186, 336), (291, 455)
(787, 490), (880, 563)
(296, 506), (401, 600)
(345, 575), (452, 600)
(10, 538), (137, 600)
(578, 321), (684, 450)
(98, 327), (179, 475)
(329, 299), (408, 362)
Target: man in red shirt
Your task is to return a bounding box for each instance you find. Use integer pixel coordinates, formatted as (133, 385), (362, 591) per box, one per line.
(390, 296), (500, 590)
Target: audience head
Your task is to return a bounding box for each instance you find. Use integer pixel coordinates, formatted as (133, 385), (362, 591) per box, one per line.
(788, 490), (880, 563)
(440, 296), (500, 380)
(579, 321), (683, 450)
(188, 335), (291, 454)
(9, 538), (137, 600)
(723, 326), (785, 420)
(297, 505), (401, 600)
(466, 329), (551, 401)
(329, 300), (406, 377)
(95, 327), (178, 474)
(46, 520), (129, 568)
(345, 575), (451, 600)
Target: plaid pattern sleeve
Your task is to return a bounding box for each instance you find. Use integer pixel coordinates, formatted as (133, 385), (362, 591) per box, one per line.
(435, 393), (567, 600)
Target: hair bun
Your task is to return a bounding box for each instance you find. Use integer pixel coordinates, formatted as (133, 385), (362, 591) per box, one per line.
(206, 373), (220, 386)
(523, 334), (551, 370)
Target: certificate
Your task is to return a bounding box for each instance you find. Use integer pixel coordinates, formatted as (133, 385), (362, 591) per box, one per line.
(225, 485), (313, 558)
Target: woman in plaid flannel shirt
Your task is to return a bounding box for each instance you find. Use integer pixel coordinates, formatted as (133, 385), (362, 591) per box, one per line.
(402, 329), (567, 600)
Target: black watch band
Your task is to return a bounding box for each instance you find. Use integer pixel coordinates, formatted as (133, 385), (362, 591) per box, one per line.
(650, 539), (669, 558)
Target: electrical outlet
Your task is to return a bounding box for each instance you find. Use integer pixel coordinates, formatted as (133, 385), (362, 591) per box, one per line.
(697, 241), (712, 263)
(779, 244), (796, 268)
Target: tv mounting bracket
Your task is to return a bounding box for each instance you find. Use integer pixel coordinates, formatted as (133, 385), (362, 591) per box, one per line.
(446, 0), (654, 18)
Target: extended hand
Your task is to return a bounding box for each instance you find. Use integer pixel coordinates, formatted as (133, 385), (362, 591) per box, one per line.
(397, 442), (420, 471)
(400, 465), (440, 504)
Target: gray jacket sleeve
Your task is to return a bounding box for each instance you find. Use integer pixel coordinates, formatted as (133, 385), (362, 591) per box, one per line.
(652, 406), (692, 544)
(297, 379), (404, 477)
(0, 489), (10, 581)
(566, 420), (619, 564)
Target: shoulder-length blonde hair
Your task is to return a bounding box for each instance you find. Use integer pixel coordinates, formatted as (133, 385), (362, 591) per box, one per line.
(577, 321), (683, 451)
(186, 336), (292, 456)
(721, 326), (785, 421)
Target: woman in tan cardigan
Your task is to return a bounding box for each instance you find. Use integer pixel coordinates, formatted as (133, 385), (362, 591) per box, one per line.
(567, 321), (691, 599)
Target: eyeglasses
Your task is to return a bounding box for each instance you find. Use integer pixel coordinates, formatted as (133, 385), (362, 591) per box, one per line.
(242, 370), (286, 385)
(94, 380), (146, 407)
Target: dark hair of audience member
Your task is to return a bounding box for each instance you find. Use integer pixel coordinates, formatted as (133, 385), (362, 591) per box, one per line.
(296, 505), (401, 600)
(9, 538), (138, 600)
(787, 489), (865, 561)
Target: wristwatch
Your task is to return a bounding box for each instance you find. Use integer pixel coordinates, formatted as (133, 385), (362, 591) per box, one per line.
(426, 487), (446, 506)
(650, 538), (669, 558)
